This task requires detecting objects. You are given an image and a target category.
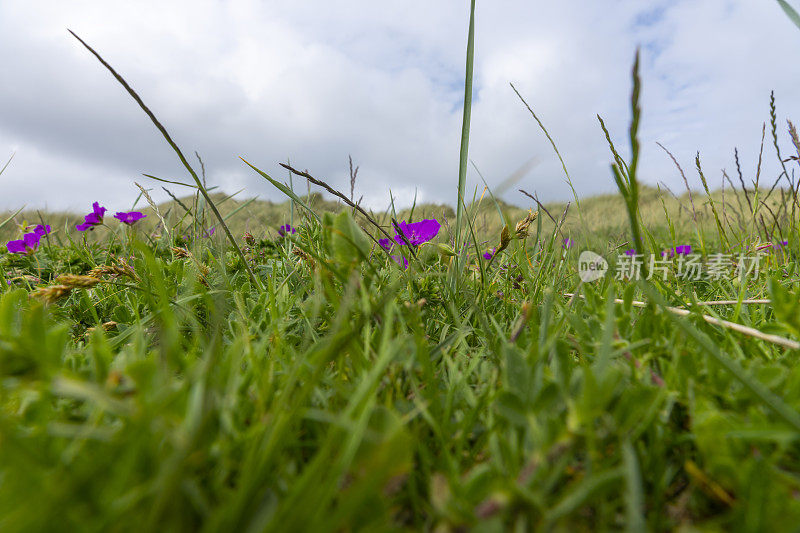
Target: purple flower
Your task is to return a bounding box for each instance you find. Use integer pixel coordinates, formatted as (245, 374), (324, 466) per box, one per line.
(391, 254), (409, 269)
(278, 224), (297, 237)
(563, 237), (574, 249)
(393, 219), (440, 246)
(76, 202), (107, 231)
(483, 247), (496, 260)
(662, 245), (692, 257)
(6, 232), (41, 255)
(761, 240), (790, 252)
(378, 238), (394, 251)
(204, 227), (215, 238)
(33, 224), (51, 236)
(624, 249), (637, 256)
(114, 211), (147, 225)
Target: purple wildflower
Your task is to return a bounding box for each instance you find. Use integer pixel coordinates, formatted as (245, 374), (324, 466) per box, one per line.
(393, 219), (440, 246)
(563, 237), (574, 249)
(76, 202), (107, 231)
(33, 224), (51, 236)
(114, 211), (147, 225)
(391, 254), (409, 269)
(624, 249), (637, 256)
(378, 238), (394, 251)
(483, 248), (496, 260)
(760, 240), (790, 252)
(6, 232), (42, 255)
(278, 224), (297, 237)
(204, 227), (215, 238)
(662, 245), (692, 257)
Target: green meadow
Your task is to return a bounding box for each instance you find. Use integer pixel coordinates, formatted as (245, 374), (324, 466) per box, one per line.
(4, 3), (800, 531)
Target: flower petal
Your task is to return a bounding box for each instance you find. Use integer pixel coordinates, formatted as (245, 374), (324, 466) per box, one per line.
(393, 219), (440, 246)
(23, 232), (40, 250)
(391, 254), (409, 269)
(114, 211), (146, 225)
(6, 239), (26, 254)
(92, 202), (107, 218)
(33, 224), (51, 236)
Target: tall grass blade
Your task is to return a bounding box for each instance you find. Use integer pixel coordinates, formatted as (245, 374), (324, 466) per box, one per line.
(67, 30), (263, 291)
(0, 152), (14, 178)
(241, 158), (321, 223)
(777, 0), (800, 30)
(454, 0), (476, 251)
(0, 207), (24, 232)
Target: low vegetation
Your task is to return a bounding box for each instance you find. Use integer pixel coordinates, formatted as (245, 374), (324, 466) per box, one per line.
(3, 3), (800, 531)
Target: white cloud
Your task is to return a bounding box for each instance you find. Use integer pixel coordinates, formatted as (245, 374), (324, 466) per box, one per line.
(2, 0), (800, 214)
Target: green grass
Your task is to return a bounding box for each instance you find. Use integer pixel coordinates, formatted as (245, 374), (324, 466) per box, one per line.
(4, 7), (800, 531)
(3, 173), (800, 531)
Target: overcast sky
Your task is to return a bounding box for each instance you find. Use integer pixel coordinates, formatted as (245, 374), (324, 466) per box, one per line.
(2, 0), (800, 213)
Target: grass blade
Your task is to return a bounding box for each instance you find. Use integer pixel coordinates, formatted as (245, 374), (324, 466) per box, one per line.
(454, 0), (476, 251)
(777, 0), (800, 30)
(67, 29), (263, 291)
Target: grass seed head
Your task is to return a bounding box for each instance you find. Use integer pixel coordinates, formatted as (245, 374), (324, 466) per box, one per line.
(88, 257), (138, 282)
(171, 246), (191, 258)
(55, 274), (101, 288)
(31, 284), (72, 303)
(496, 225), (512, 254)
(514, 209), (538, 239)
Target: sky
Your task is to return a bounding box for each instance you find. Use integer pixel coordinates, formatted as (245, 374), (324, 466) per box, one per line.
(2, 0), (800, 213)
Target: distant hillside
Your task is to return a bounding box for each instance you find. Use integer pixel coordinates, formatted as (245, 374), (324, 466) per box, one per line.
(1, 185), (791, 248)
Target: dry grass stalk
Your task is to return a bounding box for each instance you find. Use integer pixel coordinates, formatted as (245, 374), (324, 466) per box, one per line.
(657, 142), (698, 223)
(55, 274), (101, 289)
(279, 162), (392, 245)
(564, 294), (797, 350)
(89, 257), (138, 282)
(135, 182), (169, 238)
(348, 155), (359, 203)
(31, 285), (72, 303)
(32, 274), (102, 303)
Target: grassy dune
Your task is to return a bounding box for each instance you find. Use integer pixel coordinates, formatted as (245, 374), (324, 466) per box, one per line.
(2, 182), (788, 252)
